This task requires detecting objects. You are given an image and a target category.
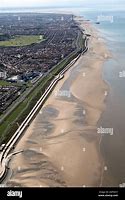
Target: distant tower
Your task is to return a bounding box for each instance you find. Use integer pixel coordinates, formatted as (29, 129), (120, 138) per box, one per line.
(61, 16), (64, 21)
(18, 16), (21, 21)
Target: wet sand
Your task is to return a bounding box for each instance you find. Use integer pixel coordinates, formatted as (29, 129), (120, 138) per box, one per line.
(6, 16), (111, 187)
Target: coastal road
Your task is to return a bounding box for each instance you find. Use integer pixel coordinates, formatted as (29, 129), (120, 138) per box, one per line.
(0, 73), (63, 182)
(0, 36), (88, 183)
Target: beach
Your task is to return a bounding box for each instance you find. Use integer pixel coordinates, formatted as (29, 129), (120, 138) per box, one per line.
(6, 16), (111, 187)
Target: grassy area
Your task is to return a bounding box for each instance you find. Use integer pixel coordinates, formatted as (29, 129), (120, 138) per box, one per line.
(0, 80), (22, 87)
(0, 35), (45, 47)
(76, 32), (86, 50)
(0, 32), (85, 145)
(0, 80), (12, 86)
(0, 73), (53, 143)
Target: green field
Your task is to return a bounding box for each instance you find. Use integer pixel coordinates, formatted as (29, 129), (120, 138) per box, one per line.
(0, 80), (12, 86)
(0, 80), (20, 87)
(0, 35), (45, 47)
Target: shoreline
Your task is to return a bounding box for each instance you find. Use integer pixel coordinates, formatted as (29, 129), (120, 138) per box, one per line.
(71, 16), (111, 186)
(6, 15), (111, 187)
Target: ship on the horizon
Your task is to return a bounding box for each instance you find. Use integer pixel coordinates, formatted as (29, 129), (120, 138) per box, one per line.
(95, 21), (100, 24)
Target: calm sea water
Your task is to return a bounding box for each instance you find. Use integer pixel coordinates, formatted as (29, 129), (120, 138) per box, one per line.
(1, 7), (125, 186)
(79, 10), (125, 186)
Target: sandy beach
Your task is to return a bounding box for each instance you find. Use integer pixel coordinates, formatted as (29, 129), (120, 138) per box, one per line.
(6, 16), (111, 187)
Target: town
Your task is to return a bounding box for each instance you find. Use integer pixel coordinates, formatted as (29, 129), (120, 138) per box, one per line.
(0, 13), (83, 114)
(0, 13), (79, 76)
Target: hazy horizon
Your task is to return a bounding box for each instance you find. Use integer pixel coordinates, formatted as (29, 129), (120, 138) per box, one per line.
(0, 0), (125, 8)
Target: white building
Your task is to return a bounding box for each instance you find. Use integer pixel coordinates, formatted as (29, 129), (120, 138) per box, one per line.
(0, 71), (7, 79)
(61, 16), (64, 21)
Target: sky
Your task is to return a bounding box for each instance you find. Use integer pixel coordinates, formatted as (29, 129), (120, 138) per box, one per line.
(0, 0), (124, 8)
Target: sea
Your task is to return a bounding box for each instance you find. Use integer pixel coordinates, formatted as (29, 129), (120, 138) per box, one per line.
(0, 6), (125, 186)
(80, 9), (125, 186)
